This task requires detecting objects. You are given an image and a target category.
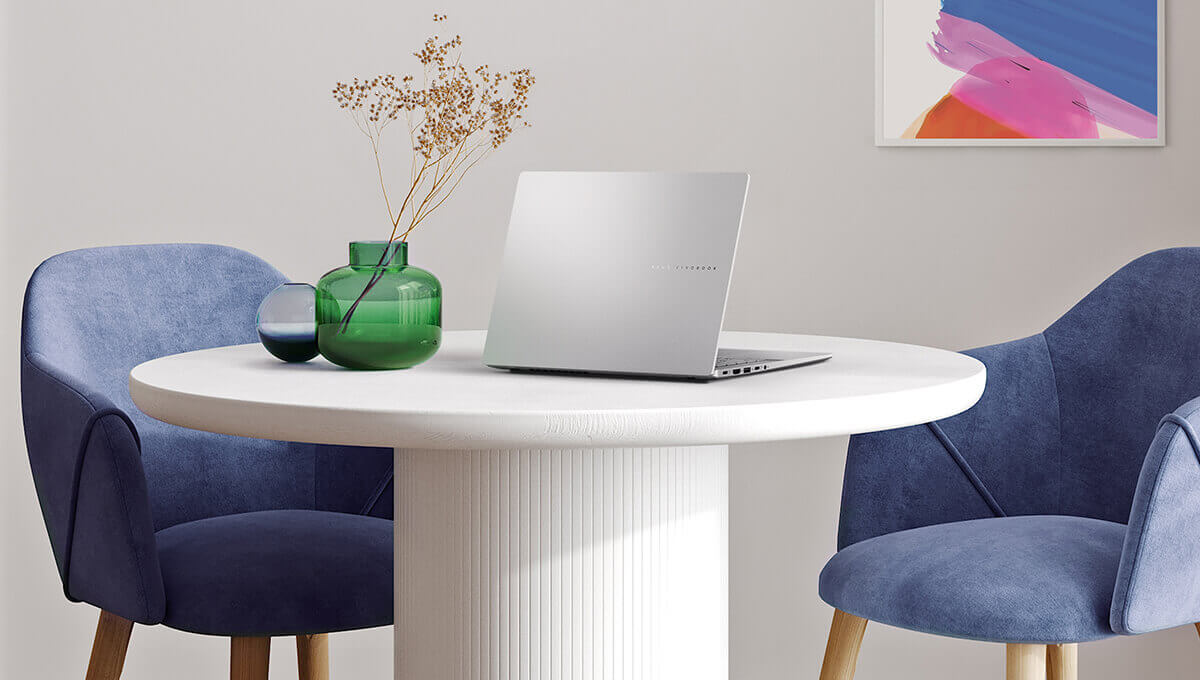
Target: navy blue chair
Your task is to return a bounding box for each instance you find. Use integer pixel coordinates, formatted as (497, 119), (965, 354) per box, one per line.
(20, 245), (395, 680)
(817, 248), (1200, 680)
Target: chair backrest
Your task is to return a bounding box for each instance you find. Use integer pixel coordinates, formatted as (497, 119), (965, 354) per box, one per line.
(838, 248), (1200, 548)
(21, 244), (393, 531)
(1042, 248), (1200, 523)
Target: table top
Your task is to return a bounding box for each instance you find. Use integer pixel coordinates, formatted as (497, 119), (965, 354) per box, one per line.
(129, 330), (985, 449)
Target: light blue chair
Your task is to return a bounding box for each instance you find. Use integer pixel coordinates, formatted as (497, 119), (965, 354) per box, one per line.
(817, 248), (1200, 679)
(20, 245), (395, 679)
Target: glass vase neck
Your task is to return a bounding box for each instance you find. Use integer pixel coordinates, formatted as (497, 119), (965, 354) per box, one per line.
(349, 240), (408, 268)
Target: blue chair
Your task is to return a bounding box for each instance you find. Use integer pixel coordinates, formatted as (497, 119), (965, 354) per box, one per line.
(817, 248), (1200, 680)
(20, 245), (395, 680)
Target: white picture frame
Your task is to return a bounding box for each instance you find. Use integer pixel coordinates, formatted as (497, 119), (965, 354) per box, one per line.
(875, 0), (1166, 147)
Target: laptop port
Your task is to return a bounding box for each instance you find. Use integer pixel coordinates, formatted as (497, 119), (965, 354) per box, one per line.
(733, 368), (743, 374)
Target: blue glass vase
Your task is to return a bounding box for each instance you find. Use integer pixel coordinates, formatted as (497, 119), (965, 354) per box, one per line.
(256, 282), (319, 362)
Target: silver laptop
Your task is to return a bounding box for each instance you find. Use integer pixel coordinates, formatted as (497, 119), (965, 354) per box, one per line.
(483, 172), (831, 380)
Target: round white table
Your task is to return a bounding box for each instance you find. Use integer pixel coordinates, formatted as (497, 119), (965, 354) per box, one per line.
(130, 330), (984, 680)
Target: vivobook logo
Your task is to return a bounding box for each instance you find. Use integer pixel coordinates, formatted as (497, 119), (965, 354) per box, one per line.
(650, 264), (719, 271)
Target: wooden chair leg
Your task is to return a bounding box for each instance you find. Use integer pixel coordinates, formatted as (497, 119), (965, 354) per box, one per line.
(297, 633), (329, 680)
(85, 611), (134, 680)
(230, 636), (271, 680)
(819, 609), (869, 680)
(1046, 643), (1077, 680)
(1006, 643), (1047, 680)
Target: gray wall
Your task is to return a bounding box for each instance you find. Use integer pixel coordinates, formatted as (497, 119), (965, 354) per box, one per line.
(2, 0), (1197, 677)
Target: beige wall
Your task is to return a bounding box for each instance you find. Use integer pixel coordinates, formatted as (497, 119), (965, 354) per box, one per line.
(3, 0), (1198, 677)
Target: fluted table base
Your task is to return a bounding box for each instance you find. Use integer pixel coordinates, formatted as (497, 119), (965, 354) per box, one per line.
(395, 446), (729, 680)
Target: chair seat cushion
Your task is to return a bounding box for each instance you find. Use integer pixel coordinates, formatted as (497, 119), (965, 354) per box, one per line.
(819, 515), (1126, 643)
(156, 509), (392, 636)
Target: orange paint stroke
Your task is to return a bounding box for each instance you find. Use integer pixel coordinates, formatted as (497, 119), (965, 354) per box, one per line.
(916, 94), (1029, 139)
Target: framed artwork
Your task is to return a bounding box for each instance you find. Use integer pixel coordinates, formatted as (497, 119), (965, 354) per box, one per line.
(876, 0), (1165, 146)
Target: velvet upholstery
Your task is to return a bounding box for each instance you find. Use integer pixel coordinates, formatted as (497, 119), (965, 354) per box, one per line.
(1111, 397), (1200, 634)
(826, 248), (1200, 643)
(20, 355), (165, 623)
(837, 333), (1060, 548)
(20, 244), (393, 632)
(820, 516), (1126, 643)
(157, 510), (393, 636)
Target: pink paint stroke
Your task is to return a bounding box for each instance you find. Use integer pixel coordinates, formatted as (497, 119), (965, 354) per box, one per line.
(951, 58), (1098, 138)
(928, 12), (1158, 139)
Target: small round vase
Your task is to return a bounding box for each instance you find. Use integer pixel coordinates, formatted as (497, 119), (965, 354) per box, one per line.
(315, 241), (442, 370)
(256, 282), (319, 362)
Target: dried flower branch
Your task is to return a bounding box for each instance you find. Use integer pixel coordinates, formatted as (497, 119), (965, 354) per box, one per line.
(329, 14), (534, 333)
(332, 13), (534, 243)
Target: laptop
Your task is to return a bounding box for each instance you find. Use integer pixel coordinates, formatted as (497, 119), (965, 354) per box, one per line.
(483, 171), (831, 380)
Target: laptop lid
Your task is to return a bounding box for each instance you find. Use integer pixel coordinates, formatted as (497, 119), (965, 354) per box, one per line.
(483, 171), (749, 377)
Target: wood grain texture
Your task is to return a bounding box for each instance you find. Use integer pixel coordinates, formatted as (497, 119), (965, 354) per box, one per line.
(297, 634), (329, 680)
(1046, 643), (1077, 680)
(85, 611), (134, 680)
(396, 445), (729, 680)
(230, 637), (271, 680)
(1007, 644), (1047, 680)
(818, 609), (868, 680)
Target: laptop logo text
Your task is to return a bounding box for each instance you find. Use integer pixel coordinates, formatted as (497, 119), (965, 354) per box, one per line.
(649, 264), (719, 271)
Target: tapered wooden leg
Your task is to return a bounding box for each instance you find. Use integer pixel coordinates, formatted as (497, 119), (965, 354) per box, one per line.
(85, 611), (134, 680)
(1007, 643), (1047, 680)
(230, 636), (271, 680)
(1045, 643), (1077, 680)
(297, 634), (329, 680)
(819, 609), (869, 680)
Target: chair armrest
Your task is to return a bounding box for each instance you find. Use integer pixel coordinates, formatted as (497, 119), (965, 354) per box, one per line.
(1111, 396), (1200, 635)
(21, 352), (165, 623)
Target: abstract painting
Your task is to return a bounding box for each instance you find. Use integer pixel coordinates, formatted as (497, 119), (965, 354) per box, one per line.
(877, 0), (1164, 145)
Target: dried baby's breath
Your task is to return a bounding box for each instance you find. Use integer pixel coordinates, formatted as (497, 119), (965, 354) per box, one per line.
(332, 14), (535, 242)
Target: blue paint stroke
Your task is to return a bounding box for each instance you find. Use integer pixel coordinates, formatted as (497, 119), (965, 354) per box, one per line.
(940, 0), (1158, 114)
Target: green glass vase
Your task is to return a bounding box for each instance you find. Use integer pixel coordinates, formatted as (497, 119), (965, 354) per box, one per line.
(315, 241), (442, 369)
